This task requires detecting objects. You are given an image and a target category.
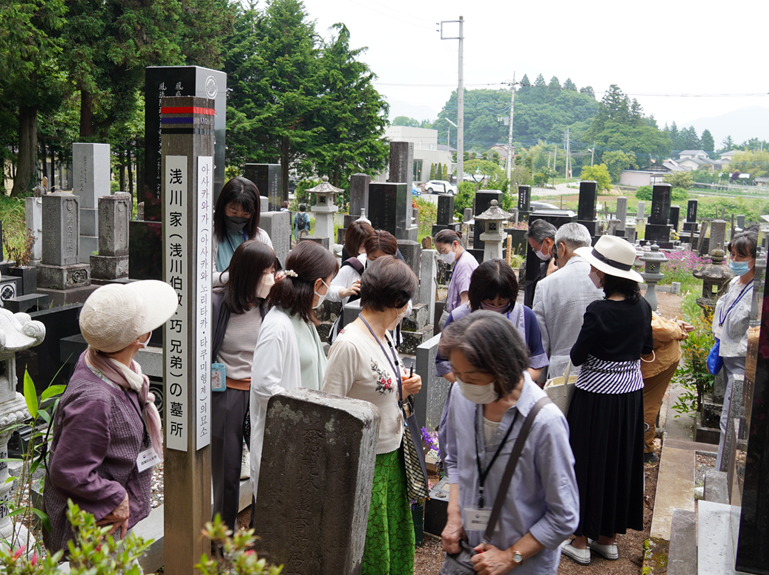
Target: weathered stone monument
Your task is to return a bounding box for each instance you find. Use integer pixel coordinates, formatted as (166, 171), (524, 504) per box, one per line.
(72, 143), (111, 264)
(254, 388), (380, 575)
(369, 182), (408, 239)
(432, 194), (459, 236)
(577, 180), (599, 237)
(736, 214), (746, 230)
(669, 205), (680, 232)
(260, 211), (291, 265)
(645, 184), (673, 244)
(415, 334), (451, 431)
(160, 96), (214, 575)
(387, 142), (418, 241)
(616, 196), (628, 233)
(684, 199), (698, 232)
(306, 176), (341, 253)
(244, 164), (282, 212)
(711, 219), (728, 252)
(90, 193), (131, 280)
(349, 173), (371, 217)
(419, 249), (438, 323)
(25, 197), (42, 264)
(637, 201), (645, 220)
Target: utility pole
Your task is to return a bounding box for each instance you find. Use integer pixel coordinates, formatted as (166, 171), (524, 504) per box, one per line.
(446, 118), (457, 173)
(591, 140), (596, 166)
(506, 73), (516, 182)
(440, 16), (464, 184)
(565, 127), (570, 184)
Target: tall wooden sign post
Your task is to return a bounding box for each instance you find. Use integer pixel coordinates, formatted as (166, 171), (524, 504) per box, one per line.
(161, 96), (214, 573)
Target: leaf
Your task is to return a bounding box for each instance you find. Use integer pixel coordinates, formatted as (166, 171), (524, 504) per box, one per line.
(23, 369), (38, 419)
(38, 410), (51, 424)
(41, 384), (66, 401)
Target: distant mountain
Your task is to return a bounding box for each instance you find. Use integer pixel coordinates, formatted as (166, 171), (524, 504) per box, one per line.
(683, 106), (769, 146)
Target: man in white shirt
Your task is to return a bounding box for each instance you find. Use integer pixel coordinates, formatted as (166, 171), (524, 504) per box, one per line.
(533, 223), (603, 379)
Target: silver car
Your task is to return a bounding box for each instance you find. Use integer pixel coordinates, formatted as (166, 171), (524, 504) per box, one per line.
(424, 180), (457, 195)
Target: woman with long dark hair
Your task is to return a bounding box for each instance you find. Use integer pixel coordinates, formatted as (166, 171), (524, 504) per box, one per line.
(211, 240), (277, 530)
(249, 241), (338, 501)
(562, 235), (653, 565)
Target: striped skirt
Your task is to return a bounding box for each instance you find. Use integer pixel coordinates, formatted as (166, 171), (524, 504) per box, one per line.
(576, 355), (644, 394)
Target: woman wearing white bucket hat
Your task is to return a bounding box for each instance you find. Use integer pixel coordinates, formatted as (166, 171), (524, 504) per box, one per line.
(561, 235), (653, 565)
(44, 280), (177, 555)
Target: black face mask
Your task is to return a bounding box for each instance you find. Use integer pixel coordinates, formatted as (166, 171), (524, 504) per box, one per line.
(225, 215), (249, 232)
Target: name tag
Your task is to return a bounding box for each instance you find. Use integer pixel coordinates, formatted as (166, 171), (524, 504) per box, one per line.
(212, 362), (227, 392)
(465, 507), (492, 531)
(137, 447), (161, 473)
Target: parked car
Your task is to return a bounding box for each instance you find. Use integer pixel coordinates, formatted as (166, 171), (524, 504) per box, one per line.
(412, 184), (422, 197)
(424, 180), (457, 195)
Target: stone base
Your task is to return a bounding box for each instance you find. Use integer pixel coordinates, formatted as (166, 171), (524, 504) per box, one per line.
(645, 223), (673, 244)
(3, 293), (50, 314)
(431, 223), (461, 236)
(577, 220), (598, 237)
(300, 235), (330, 249)
(400, 325), (434, 355)
(403, 303), (431, 331)
(90, 254), (129, 279)
(37, 285), (99, 307)
(401, 226), (418, 242)
(91, 277), (132, 286)
(695, 412), (720, 445)
(79, 235), (98, 264)
(37, 263), (90, 290)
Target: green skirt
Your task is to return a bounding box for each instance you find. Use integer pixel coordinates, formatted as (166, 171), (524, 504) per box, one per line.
(362, 448), (415, 575)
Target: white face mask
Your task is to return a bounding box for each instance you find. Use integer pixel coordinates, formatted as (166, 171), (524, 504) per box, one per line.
(387, 305), (409, 331)
(441, 249), (456, 265)
(456, 377), (498, 404)
(313, 279), (330, 309)
(535, 243), (550, 261)
(589, 270), (603, 290)
(256, 271), (275, 299)
(139, 332), (152, 349)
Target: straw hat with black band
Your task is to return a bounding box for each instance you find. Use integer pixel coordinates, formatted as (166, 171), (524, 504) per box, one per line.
(574, 235), (643, 283)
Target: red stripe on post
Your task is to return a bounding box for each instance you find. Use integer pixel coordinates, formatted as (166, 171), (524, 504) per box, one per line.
(160, 106), (215, 115)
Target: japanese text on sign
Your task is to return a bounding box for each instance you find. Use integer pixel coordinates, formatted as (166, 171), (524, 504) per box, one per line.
(196, 156), (213, 449)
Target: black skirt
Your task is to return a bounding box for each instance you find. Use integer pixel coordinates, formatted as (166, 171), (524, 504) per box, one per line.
(566, 387), (645, 539)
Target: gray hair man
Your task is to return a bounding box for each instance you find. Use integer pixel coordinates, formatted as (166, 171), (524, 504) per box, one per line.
(524, 219), (557, 308)
(533, 223), (603, 379)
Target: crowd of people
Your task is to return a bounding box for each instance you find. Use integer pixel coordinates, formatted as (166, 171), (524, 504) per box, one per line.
(42, 176), (757, 574)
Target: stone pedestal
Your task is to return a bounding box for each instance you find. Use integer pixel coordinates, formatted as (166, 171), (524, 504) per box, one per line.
(38, 193), (92, 290)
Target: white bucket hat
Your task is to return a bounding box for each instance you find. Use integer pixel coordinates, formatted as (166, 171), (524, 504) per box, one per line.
(80, 280), (178, 353)
(575, 235), (643, 283)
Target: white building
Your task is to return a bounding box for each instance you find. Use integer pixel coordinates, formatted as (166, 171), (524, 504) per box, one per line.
(385, 126), (454, 183)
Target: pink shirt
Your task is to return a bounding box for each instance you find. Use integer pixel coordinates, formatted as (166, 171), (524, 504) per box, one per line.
(446, 250), (478, 313)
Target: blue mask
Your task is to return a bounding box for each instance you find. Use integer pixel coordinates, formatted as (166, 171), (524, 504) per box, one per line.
(729, 261), (753, 276)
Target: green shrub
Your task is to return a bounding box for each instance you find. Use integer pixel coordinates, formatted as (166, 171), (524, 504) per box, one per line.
(415, 197), (437, 240)
(671, 187), (688, 201)
(454, 182), (475, 215)
(672, 292), (715, 416)
(636, 186), (652, 201)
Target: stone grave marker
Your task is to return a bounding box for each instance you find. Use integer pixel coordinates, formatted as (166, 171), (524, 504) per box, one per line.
(644, 184), (673, 244)
(669, 205), (680, 232)
(260, 195), (268, 214)
(637, 201), (645, 219)
(73, 142), (111, 264)
(414, 334), (451, 430)
(244, 164), (282, 212)
(90, 193), (131, 280)
(369, 182), (408, 238)
(160, 96), (214, 575)
(616, 196), (627, 231)
(419, 249), (438, 321)
(349, 173), (371, 216)
(433, 195), (460, 236)
(387, 142), (418, 241)
(254, 388), (380, 575)
(397, 240), (421, 278)
(25, 197), (43, 263)
(625, 224), (637, 244)
(736, 214), (746, 230)
(260, 211), (291, 266)
(300, 236), (330, 250)
(517, 184), (531, 220)
(684, 199), (698, 229)
(577, 180), (598, 237)
(36, 193), (91, 291)
(710, 220), (727, 252)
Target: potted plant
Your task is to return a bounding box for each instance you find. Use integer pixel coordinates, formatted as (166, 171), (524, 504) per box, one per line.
(4, 230), (37, 295)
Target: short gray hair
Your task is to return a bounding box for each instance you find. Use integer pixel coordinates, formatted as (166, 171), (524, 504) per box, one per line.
(526, 219), (557, 243)
(554, 223), (592, 250)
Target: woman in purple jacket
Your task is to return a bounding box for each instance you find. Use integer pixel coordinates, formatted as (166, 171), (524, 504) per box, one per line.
(44, 281), (177, 554)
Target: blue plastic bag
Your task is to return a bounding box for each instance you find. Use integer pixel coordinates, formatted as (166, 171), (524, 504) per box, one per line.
(707, 338), (723, 375)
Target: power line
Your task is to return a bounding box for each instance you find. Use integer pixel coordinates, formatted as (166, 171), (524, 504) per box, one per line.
(343, 0), (433, 30)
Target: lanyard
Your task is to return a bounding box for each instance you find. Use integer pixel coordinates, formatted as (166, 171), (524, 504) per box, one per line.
(448, 249), (466, 282)
(474, 407), (519, 508)
(123, 388), (150, 448)
(718, 280), (753, 327)
(225, 229), (248, 253)
(358, 314), (404, 408)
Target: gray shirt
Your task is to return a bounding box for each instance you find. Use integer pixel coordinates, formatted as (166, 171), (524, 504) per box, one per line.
(444, 374), (579, 574)
(532, 256), (603, 379)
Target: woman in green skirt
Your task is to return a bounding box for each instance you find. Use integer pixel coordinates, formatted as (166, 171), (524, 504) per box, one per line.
(323, 256), (422, 574)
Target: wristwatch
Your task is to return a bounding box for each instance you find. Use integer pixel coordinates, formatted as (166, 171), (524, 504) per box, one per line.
(511, 550), (524, 564)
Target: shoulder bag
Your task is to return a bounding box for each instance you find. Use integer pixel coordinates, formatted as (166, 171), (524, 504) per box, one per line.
(439, 396), (552, 575)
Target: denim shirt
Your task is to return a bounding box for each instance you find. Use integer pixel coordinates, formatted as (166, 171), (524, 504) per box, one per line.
(444, 374), (579, 574)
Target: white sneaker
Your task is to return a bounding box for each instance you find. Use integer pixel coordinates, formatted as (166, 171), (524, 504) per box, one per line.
(589, 539), (619, 560)
(240, 445), (250, 480)
(562, 541), (591, 565)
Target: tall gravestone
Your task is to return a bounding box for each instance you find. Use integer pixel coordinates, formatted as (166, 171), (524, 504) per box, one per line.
(415, 334), (452, 430)
(637, 201), (645, 219)
(669, 205), (680, 232)
(254, 388), (380, 575)
(25, 197), (43, 264)
(244, 164), (282, 212)
(736, 214), (746, 230)
(388, 142), (418, 241)
(369, 183), (408, 239)
(711, 220), (727, 252)
(432, 195), (460, 236)
(517, 185), (531, 221)
(349, 174), (371, 216)
(259, 211), (291, 266)
(90, 193), (131, 280)
(160, 96), (214, 575)
(419, 249), (438, 321)
(577, 180), (598, 236)
(73, 143), (111, 264)
(684, 199), (698, 231)
(616, 196), (628, 232)
(645, 184), (673, 244)
(36, 193), (91, 291)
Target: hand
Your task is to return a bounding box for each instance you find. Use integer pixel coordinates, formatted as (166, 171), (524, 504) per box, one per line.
(472, 543), (515, 574)
(340, 280), (360, 299)
(441, 512), (466, 554)
(401, 374), (422, 399)
(96, 493), (130, 539)
(275, 271), (286, 281)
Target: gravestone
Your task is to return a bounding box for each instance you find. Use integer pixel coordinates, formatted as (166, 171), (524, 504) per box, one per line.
(736, 214), (746, 230)
(259, 211), (291, 266)
(517, 185), (531, 219)
(25, 197), (43, 263)
(577, 180), (598, 236)
(160, 96), (214, 575)
(670, 205), (680, 232)
(419, 249), (438, 322)
(463, 208), (473, 223)
(387, 142), (418, 240)
(606, 219), (621, 236)
(645, 184), (673, 244)
(711, 220), (727, 252)
(637, 201), (646, 219)
(300, 236), (330, 250)
(625, 224), (637, 244)
(397, 240), (421, 279)
(414, 334), (451, 431)
(90, 193), (131, 280)
(684, 200), (698, 231)
(349, 174), (370, 216)
(73, 143), (111, 264)
(254, 388), (380, 575)
(432, 195), (460, 236)
(720, 375), (745, 474)
(369, 183), (408, 238)
(36, 193), (91, 290)
(260, 196), (268, 214)
(244, 164), (282, 212)
(616, 196), (628, 231)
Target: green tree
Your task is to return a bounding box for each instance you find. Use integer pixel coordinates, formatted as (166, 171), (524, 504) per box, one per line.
(678, 126), (700, 151)
(563, 78), (577, 91)
(728, 150), (769, 179)
(602, 150), (637, 182)
(548, 76), (561, 91)
(392, 116), (420, 127)
(534, 74), (546, 87)
(435, 163), (442, 180)
(443, 163), (449, 179)
(664, 171), (694, 189)
(429, 163), (435, 179)
(580, 164), (612, 191)
(579, 86), (595, 98)
(720, 135), (735, 152)
(701, 129), (715, 154)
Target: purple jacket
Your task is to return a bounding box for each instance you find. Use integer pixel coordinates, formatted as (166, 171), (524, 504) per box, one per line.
(43, 353), (152, 553)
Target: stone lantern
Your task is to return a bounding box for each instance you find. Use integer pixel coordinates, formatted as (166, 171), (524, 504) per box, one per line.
(475, 200), (513, 261)
(693, 246), (735, 314)
(306, 176), (342, 251)
(0, 309), (45, 547)
(639, 243), (667, 311)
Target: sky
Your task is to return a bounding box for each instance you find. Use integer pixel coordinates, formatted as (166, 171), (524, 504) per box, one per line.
(300, 0), (769, 144)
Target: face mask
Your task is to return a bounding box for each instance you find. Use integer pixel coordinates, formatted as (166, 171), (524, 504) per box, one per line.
(589, 270), (603, 290)
(256, 272), (275, 299)
(313, 279), (330, 309)
(441, 249), (456, 265)
(139, 332), (152, 349)
(535, 245), (550, 261)
(387, 305), (409, 331)
(225, 215), (249, 232)
(481, 301), (510, 314)
(456, 377), (498, 404)
(729, 261), (753, 276)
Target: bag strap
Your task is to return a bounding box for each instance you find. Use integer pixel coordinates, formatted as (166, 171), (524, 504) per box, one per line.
(482, 395), (551, 544)
(342, 257), (365, 274)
